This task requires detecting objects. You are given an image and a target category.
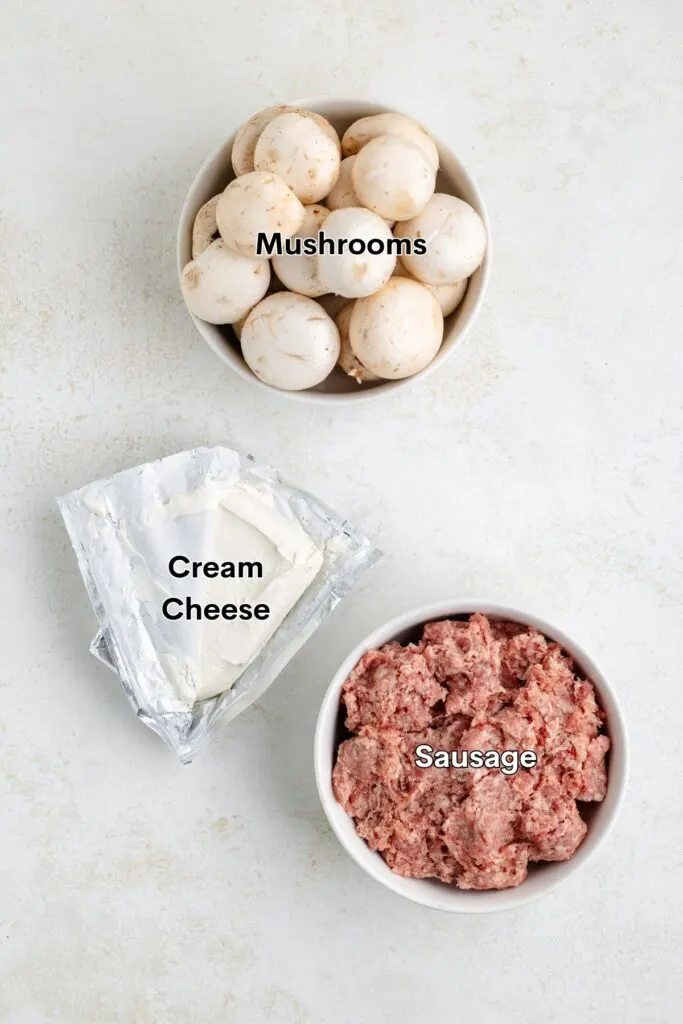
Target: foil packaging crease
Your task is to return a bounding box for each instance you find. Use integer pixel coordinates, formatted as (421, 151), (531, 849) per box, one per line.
(58, 446), (381, 762)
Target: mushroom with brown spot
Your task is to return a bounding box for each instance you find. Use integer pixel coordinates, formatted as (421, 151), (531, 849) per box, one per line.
(325, 155), (394, 227)
(395, 194), (487, 285)
(352, 136), (436, 222)
(254, 112), (341, 204)
(180, 239), (270, 324)
(336, 301), (379, 384)
(240, 292), (340, 390)
(231, 105), (294, 176)
(392, 261), (468, 316)
(342, 112), (439, 170)
(216, 171), (305, 258)
(316, 207), (396, 299)
(232, 106), (341, 165)
(192, 196), (220, 258)
(349, 277), (443, 379)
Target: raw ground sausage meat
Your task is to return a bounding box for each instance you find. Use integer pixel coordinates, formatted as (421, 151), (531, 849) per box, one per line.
(332, 614), (610, 890)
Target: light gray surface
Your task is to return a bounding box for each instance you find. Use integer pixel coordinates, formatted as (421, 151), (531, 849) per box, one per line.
(1, 1), (681, 1021)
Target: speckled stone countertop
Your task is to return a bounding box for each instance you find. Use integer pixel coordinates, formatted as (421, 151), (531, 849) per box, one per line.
(1, 1), (682, 1020)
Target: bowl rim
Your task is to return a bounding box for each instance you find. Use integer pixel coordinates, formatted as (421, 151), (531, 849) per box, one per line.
(177, 95), (492, 406)
(314, 599), (629, 913)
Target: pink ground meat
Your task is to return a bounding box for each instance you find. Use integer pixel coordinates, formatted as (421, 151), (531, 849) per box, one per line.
(332, 614), (610, 891)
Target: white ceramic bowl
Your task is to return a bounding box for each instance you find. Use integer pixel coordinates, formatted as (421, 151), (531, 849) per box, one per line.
(314, 600), (628, 913)
(177, 98), (491, 405)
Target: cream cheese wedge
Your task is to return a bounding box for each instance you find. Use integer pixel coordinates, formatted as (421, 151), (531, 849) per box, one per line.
(82, 474), (323, 704)
(59, 446), (381, 760)
(160, 482), (323, 700)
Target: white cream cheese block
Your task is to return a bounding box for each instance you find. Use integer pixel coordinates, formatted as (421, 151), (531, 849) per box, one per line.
(58, 447), (380, 761)
(156, 482), (323, 700)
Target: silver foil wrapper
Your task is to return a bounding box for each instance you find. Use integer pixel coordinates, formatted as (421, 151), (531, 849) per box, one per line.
(58, 446), (381, 762)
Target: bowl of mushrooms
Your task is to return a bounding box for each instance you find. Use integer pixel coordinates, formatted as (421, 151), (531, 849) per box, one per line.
(178, 98), (491, 403)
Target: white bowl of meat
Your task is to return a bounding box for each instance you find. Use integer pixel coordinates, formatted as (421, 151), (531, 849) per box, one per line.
(314, 601), (628, 913)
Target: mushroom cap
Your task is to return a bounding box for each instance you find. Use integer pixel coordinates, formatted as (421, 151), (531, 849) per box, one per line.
(192, 195), (220, 258)
(349, 277), (443, 379)
(395, 194), (487, 285)
(325, 155), (360, 212)
(352, 136), (436, 222)
(342, 112), (439, 170)
(428, 276), (469, 316)
(232, 106), (340, 177)
(240, 292), (340, 391)
(232, 105), (294, 176)
(180, 239), (270, 325)
(325, 155), (394, 227)
(216, 171), (305, 259)
(254, 112), (341, 204)
(233, 266), (286, 340)
(303, 111), (341, 152)
(271, 204), (330, 297)
(315, 207), (396, 299)
(392, 261), (469, 316)
(336, 302), (379, 384)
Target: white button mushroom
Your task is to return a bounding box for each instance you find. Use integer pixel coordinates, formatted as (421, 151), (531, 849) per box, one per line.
(336, 301), (379, 384)
(233, 270), (285, 340)
(325, 156), (360, 212)
(232, 105), (293, 177)
(349, 277), (443, 379)
(232, 107), (341, 177)
(192, 195), (220, 258)
(352, 136), (436, 222)
(240, 292), (340, 390)
(254, 112), (341, 204)
(325, 156), (394, 227)
(180, 239), (270, 325)
(315, 207), (396, 299)
(303, 111), (341, 152)
(342, 112), (439, 171)
(216, 171), (305, 258)
(427, 276), (468, 317)
(271, 203), (329, 297)
(394, 194), (487, 285)
(392, 261), (468, 317)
